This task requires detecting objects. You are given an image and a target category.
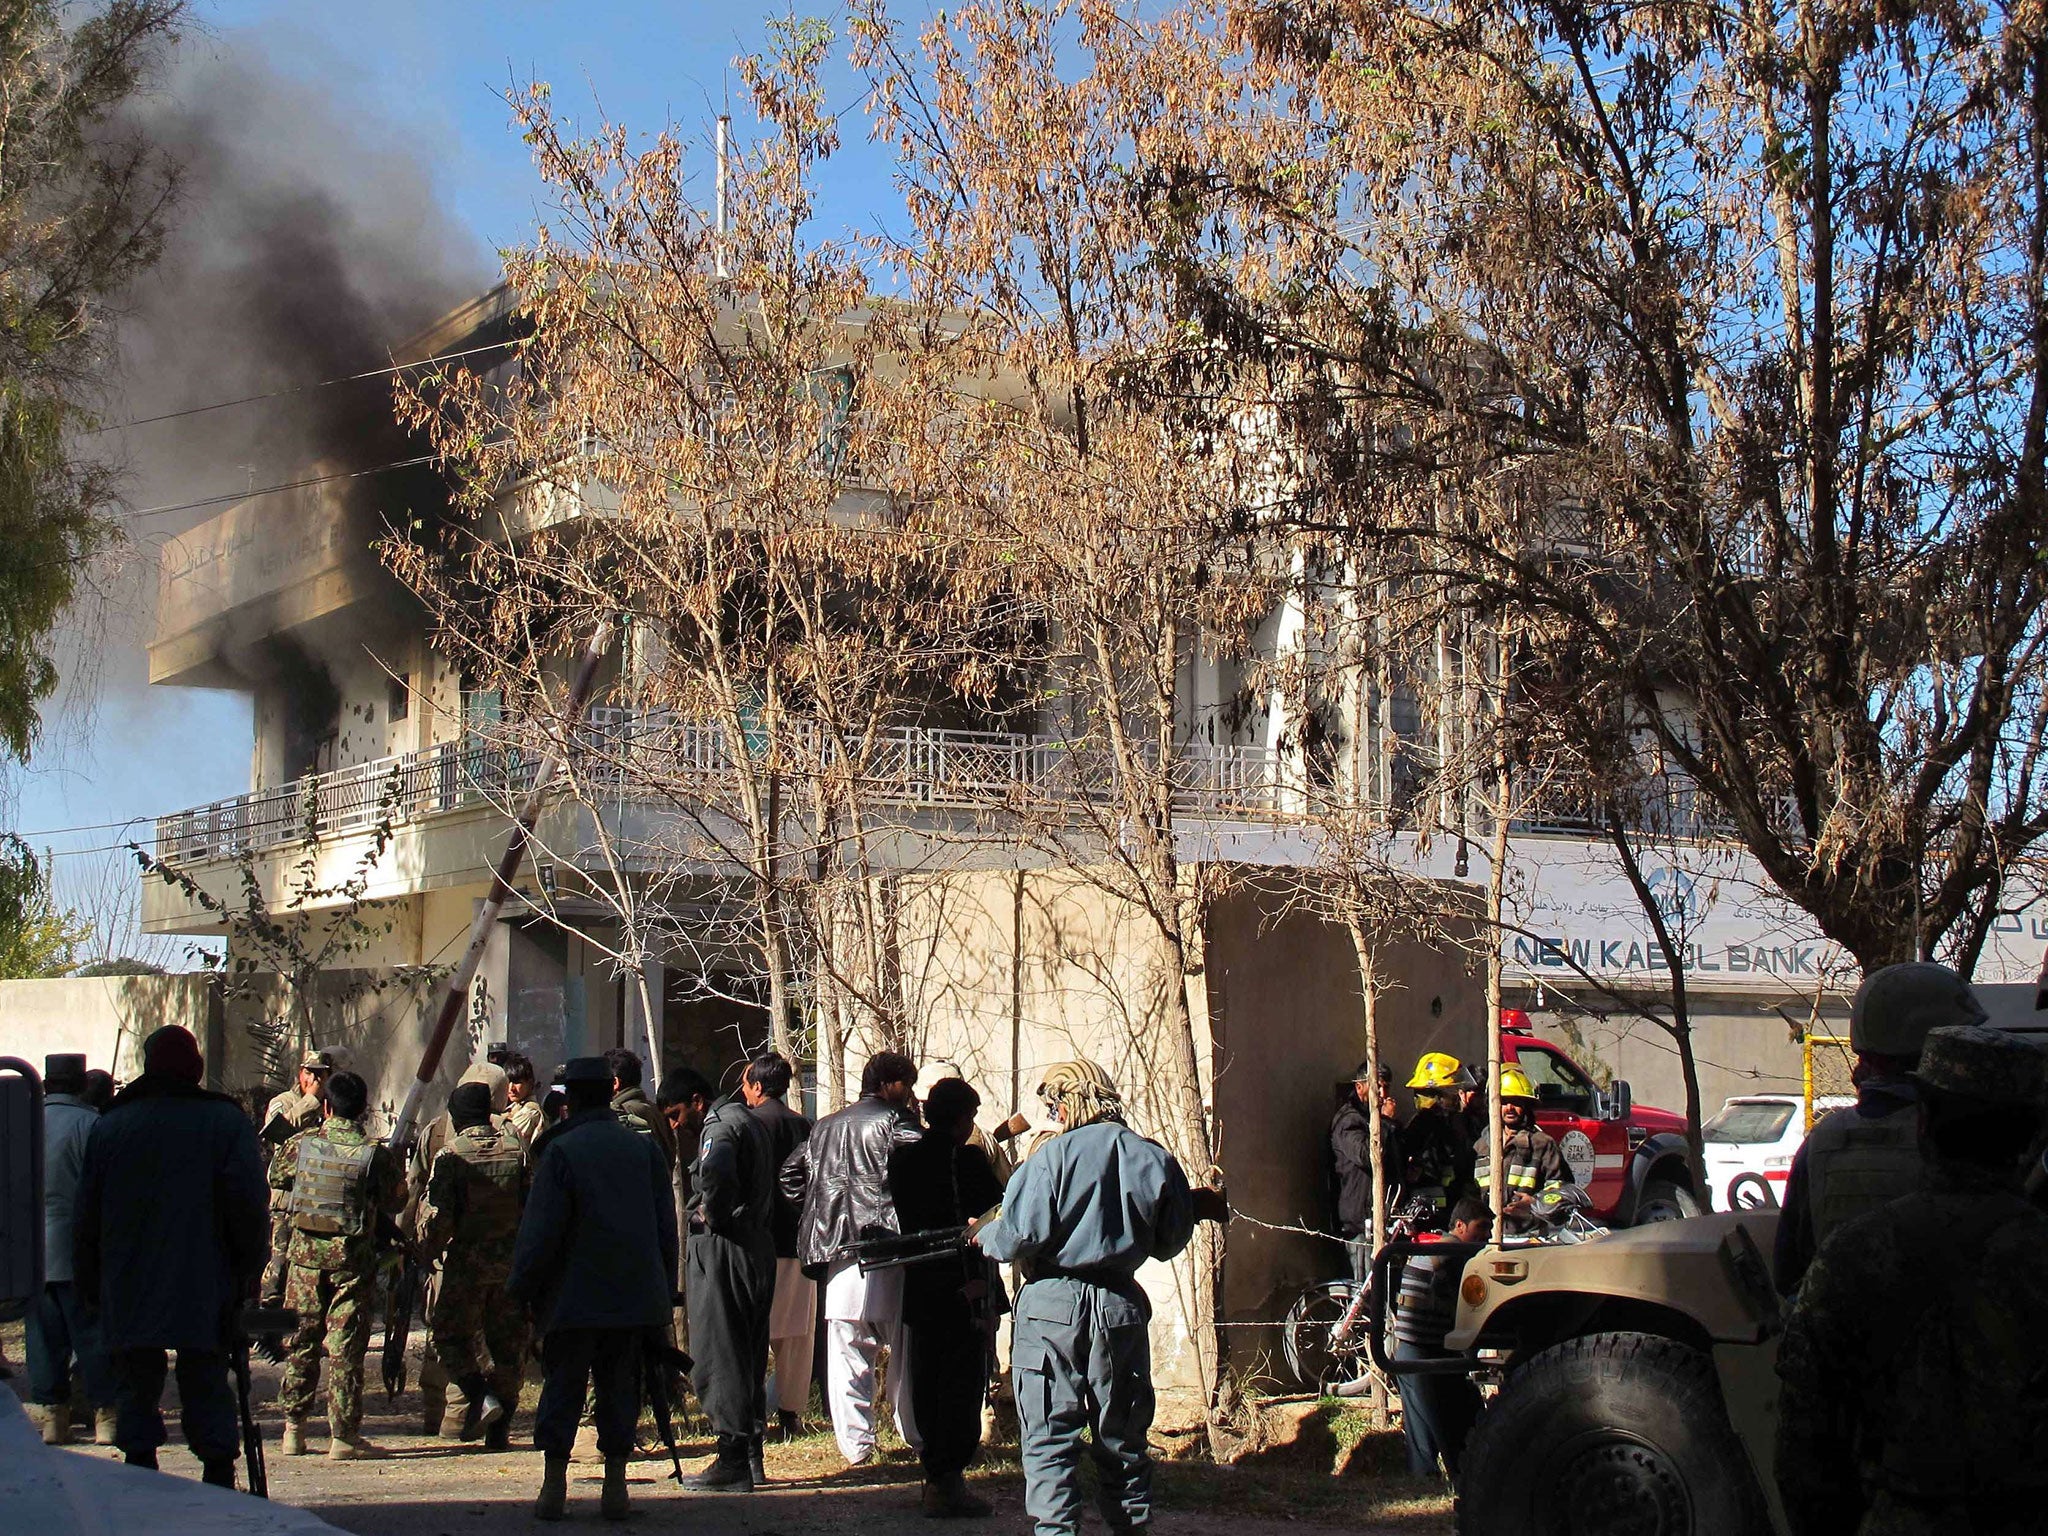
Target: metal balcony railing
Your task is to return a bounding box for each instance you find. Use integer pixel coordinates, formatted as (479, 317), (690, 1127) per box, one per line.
(151, 713), (1293, 865)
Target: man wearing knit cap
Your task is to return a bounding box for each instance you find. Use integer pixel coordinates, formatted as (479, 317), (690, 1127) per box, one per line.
(1777, 1023), (2048, 1536)
(73, 1025), (269, 1486)
(419, 1079), (531, 1448)
(976, 1059), (1196, 1536)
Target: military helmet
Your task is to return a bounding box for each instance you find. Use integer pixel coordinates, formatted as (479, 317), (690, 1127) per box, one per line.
(1849, 962), (1986, 1057)
(1916, 1023), (2048, 1108)
(1409, 1052), (1478, 1092)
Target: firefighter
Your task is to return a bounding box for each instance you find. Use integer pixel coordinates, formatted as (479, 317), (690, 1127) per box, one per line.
(1473, 1066), (1569, 1231)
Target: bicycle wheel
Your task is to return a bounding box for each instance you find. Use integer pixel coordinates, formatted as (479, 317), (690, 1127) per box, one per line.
(1281, 1279), (1366, 1392)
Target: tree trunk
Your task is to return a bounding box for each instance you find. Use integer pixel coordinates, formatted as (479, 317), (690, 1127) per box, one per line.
(1485, 757), (1511, 1244)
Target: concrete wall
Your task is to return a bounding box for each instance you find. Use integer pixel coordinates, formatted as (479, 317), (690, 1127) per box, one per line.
(1203, 887), (1485, 1381)
(0, 974), (222, 1086)
(891, 864), (1488, 1392)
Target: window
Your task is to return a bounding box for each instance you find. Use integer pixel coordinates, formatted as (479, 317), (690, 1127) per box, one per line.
(388, 675), (410, 723)
(1703, 1101), (1795, 1145)
(1512, 1046), (1596, 1117)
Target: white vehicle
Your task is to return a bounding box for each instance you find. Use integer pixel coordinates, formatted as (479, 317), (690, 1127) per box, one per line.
(1701, 1092), (1853, 1210)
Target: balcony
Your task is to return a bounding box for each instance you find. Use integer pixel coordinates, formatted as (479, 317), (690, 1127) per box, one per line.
(152, 712), (1293, 866)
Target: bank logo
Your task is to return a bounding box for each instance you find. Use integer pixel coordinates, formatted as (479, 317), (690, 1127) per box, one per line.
(1643, 867), (1700, 925)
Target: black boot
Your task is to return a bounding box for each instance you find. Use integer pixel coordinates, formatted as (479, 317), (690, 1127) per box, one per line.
(457, 1374), (505, 1443)
(124, 1448), (158, 1470)
(201, 1459), (238, 1490)
(684, 1435), (755, 1492)
(749, 1434), (766, 1486)
(483, 1419), (512, 1452)
(777, 1409), (803, 1442)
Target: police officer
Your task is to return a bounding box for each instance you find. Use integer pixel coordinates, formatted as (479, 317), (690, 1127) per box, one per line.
(1774, 961), (1985, 1294)
(1473, 1066), (1569, 1232)
(1776, 1024), (2048, 1535)
(259, 1048), (336, 1308)
(975, 1060), (1197, 1536)
(1400, 1053), (1480, 1216)
(418, 1080), (531, 1449)
(510, 1056), (677, 1523)
(683, 1065), (778, 1492)
(272, 1069), (407, 1459)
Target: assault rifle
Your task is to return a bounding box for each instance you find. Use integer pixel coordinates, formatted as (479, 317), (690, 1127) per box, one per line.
(380, 1216), (424, 1401)
(851, 1223), (971, 1273)
(232, 1303), (297, 1499)
(642, 1332), (696, 1484)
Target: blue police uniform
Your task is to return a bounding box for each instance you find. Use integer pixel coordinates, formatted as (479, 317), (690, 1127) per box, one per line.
(977, 1121), (1195, 1536)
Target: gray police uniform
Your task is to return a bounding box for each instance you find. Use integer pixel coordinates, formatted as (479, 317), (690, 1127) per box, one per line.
(978, 1122), (1195, 1536)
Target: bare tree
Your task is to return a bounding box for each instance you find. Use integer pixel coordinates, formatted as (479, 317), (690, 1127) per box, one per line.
(392, 22), (1016, 1088)
(1124, 0), (2048, 976)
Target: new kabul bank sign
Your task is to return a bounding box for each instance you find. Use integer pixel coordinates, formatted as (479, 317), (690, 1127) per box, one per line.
(1501, 841), (2048, 994)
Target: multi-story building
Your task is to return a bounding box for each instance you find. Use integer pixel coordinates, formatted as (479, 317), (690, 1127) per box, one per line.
(141, 285), (2048, 1382)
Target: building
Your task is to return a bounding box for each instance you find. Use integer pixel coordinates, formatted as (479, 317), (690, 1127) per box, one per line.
(139, 285), (2048, 1389)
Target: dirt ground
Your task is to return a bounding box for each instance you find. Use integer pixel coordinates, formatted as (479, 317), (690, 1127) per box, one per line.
(15, 1336), (1455, 1536)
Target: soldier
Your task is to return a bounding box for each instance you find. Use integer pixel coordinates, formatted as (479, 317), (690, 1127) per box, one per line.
(407, 1060), (510, 1435)
(1473, 1066), (1570, 1232)
(975, 1060), (1196, 1536)
(259, 1048), (336, 1308)
(1774, 960), (1985, 1294)
(273, 1070), (407, 1459)
(418, 1080), (531, 1448)
(509, 1056), (677, 1522)
(1776, 1023), (2048, 1536)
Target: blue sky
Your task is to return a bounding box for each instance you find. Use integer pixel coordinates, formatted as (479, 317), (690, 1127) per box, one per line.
(6, 1), (915, 952)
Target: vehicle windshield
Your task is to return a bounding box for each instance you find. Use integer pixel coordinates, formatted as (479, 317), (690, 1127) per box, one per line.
(1703, 1102), (1795, 1145)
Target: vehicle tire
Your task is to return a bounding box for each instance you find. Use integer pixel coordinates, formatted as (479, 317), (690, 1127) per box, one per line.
(1634, 1176), (1703, 1225)
(1456, 1331), (1770, 1536)
(1279, 1279), (1363, 1392)
(1726, 1173), (1777, 1211)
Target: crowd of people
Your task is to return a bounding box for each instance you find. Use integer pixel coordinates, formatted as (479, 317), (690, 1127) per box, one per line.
(23, 1026), (1205, 1534)
(1325, 1032), (1571, 1481)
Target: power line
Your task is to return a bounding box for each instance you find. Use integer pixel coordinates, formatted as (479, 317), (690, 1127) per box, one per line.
(3, 814), (151, 841)
(126, 455), (440, 524)
(87, 339), (520, 435)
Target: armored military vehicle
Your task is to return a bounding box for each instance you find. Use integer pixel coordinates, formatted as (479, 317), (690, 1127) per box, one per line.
(1371, 1211), (1788, 1536)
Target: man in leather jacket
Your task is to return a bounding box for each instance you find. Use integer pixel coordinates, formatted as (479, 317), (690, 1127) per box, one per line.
(779, 1050), (924, 1465)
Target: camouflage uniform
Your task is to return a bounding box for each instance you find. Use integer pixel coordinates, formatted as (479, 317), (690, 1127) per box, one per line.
(1776, 1025), (2048, 1536)
(402, 1063), (511, 1428)
(271, 1116), (406, 1439)
(419, 1120), (531, 1412)
(259, 1082), (327, 1306)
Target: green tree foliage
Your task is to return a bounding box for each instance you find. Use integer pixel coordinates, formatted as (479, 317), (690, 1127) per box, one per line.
(0, 834), (88, 975)
(0, 0), (186, 760)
